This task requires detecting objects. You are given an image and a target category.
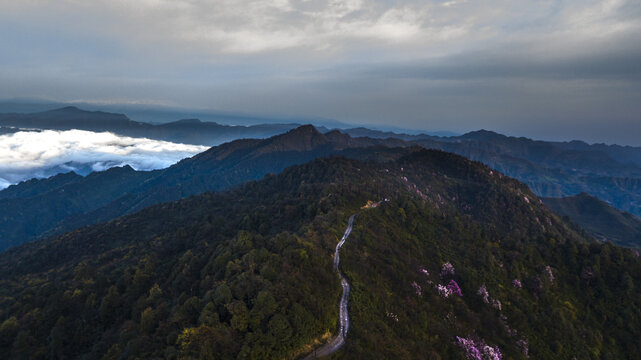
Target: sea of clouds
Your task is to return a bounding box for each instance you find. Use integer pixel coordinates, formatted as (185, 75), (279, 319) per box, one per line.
(0, 129), (209, 189)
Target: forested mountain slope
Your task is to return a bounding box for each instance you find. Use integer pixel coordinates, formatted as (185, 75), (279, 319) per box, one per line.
(0, 150), (639, 359)
(0, 166), (157, 250)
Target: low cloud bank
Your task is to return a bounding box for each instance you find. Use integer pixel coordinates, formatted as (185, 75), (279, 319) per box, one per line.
(0, 129), (208, 189)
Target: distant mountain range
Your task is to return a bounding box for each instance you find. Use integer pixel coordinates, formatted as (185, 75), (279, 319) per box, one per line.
(2, 106), (641, 250)
(0, 126), (415, 250)
(415, 130), (641, 218)
(0, 106), (301, 146)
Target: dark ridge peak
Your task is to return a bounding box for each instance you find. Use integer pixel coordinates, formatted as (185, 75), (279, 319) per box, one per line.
(113, 164), (135, 172)
(257, 125), (328, 153)
(324, 129), (344, 137)
(55, 106), (82, 112)
(40, 106), (130, 120)
(14, 171), (80, 185)
(460, 129), (505, 141)
(288, 124), (321, 134)
(84, 165), (136, 179)
(170, 118), (202, 124)
(562, 192), (605, 204)
(47, 106), (109, 115)
(401, 147), (459, 159)
(273, 124), (325, 141)
(324, 129), (352, 143)
(398, 147), (491, 175)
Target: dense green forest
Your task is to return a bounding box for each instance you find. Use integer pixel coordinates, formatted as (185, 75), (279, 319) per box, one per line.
(0, 150), (640, 359)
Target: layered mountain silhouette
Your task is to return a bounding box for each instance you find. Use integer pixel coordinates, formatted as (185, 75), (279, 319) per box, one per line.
(0, 149), (639, 359)
(3, 106), (641, 251)
(4, 116), (641, 250)
(0, 106), (301, 146)
(0, 126), (416, 250)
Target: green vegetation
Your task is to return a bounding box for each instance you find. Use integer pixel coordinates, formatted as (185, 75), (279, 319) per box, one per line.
(0, 150), (640, 359)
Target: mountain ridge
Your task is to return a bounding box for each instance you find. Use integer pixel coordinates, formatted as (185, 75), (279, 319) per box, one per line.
(0, 150), (639, 359)
(4, 121), (641, 250)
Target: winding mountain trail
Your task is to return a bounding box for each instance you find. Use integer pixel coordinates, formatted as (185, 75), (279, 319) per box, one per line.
(303, 214), (354, 359)
(304, 200), (387, 359)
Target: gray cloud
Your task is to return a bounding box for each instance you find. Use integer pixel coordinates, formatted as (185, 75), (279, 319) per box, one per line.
(0, 0), (640, 144)
(0, 129), (208, 189)
(362, 46), (641, 81)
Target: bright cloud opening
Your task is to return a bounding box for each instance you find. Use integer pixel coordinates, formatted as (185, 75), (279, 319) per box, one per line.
(0, 129), (208, 189)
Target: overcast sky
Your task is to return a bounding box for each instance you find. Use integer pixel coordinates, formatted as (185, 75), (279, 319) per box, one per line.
(1, 0), (640, 144)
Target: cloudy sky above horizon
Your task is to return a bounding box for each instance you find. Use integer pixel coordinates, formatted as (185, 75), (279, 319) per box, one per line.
(1, 0), (640, 144)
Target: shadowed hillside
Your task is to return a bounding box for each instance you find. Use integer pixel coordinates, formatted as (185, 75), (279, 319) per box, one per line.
(543, 193), (641, 248)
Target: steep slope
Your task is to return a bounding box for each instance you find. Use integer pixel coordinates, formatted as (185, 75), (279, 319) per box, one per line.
(0, 171), (83, 200)
(543, 193), (641, 248)
(0, 151), (640, 359)
(0, 166), (157, 250)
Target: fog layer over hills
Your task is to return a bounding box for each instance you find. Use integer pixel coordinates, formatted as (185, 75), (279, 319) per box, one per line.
(0, 129), (207, 189)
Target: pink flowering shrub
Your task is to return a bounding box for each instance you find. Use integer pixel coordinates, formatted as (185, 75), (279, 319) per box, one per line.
(491, 298), (502, 311)
(411, 281), (422, 296)
(456, 336), (482, 360)
(437, 280), (462, 298)
(441, 262), (455, 278)
(437, 284), (452, 298)
(477, 285), (489, 303)
(456, 336), (502, 360)
(512, 279), (522, 289)
(447, 280), (463, 297)
(482, 345), (502, 360)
